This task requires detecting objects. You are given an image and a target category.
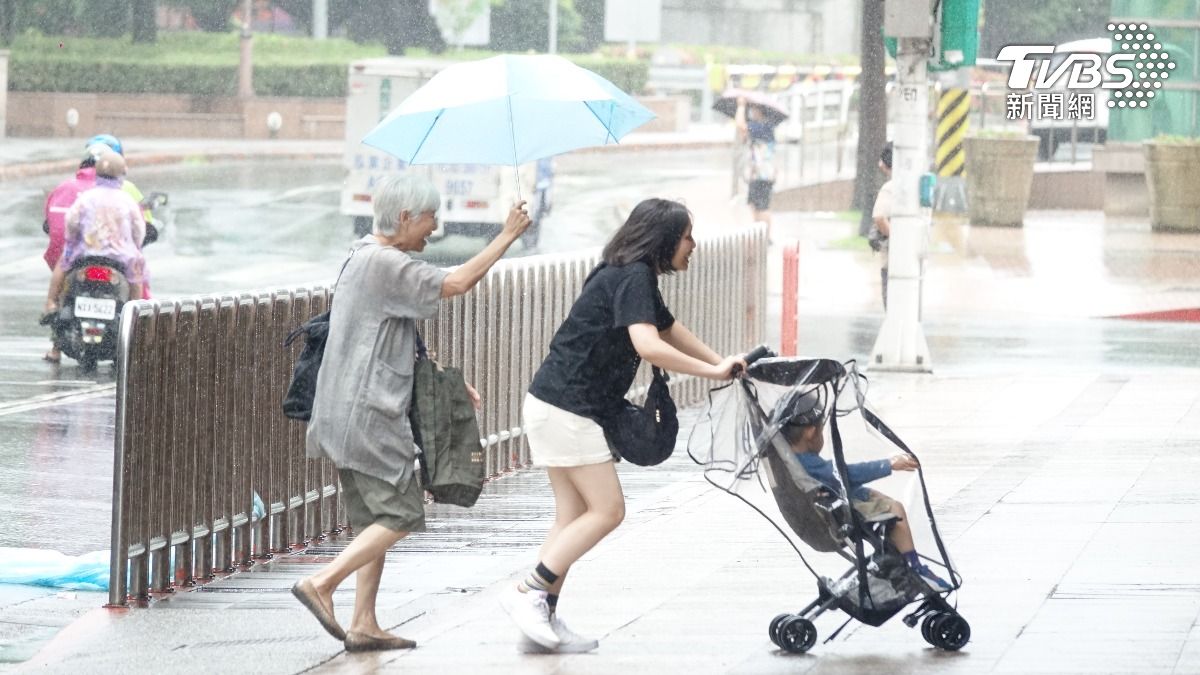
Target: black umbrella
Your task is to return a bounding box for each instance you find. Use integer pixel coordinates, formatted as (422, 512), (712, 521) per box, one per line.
(713, 88), (789, 128)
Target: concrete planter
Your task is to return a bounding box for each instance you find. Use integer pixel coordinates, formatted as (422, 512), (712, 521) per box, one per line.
(964, 135), (1039, 227)
(1144, 142), (1200, 232)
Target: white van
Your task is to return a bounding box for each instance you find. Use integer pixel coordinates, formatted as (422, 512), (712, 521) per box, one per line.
(341, 57), (553, 247)
(1028, 37), (1111, 160)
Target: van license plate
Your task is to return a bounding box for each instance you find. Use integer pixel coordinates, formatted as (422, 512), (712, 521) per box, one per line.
(75, 297), (116, 320)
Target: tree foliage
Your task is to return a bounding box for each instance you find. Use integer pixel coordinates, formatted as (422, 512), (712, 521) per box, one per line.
(272, 0), (444, 54)
(980, 0), (1111, 55)
(489, 0), (584, 53)
(77, 0), (130, 38)
(434, 0), (488, 49)
(171, 0), (238, 32)
(132, 0), (157, 43)
(574, 0), (604, 52)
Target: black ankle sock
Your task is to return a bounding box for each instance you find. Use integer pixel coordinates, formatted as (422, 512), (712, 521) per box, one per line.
(535, 562), (560, 585)
(546, 593), (559, 615)
(520, 561), (560, 593)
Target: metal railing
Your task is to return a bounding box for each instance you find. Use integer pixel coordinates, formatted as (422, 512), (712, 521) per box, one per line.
(108, 227), (768, 605)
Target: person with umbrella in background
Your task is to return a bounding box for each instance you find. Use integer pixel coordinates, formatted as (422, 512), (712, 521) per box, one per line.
(735, 96), (779, 237)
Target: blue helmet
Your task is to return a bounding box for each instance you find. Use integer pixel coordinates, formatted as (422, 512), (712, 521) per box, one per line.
(86, 133), (123, 156)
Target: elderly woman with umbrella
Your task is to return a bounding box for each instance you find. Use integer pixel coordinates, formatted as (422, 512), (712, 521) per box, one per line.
(292, 175), (531, 651)
(293, 54), (656, 653)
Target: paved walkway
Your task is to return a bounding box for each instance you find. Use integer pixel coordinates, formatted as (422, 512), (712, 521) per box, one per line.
(19, 366), (1200, 674)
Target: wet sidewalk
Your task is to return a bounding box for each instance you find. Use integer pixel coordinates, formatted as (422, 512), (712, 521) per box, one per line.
(18, 364), (1200, 674)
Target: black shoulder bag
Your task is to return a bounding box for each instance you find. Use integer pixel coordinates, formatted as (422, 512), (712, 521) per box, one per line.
(281, 252), (355, 421)
(600, 366), (679, 466)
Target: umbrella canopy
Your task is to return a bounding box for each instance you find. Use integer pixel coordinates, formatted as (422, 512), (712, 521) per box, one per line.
(713, 88), (789, 128)
(362, 54), (656, 166)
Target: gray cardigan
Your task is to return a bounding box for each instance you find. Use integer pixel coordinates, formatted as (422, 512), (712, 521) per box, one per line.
(305, 236), (449, 486)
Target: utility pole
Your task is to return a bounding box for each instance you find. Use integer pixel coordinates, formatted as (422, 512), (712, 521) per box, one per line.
(313, 0), (328, 40)
(238, 0), (254, 98)
(548, 0), (558, 54)
(870, 0), (933, 372)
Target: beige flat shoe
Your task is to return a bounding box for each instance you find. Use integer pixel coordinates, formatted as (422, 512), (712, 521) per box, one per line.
(291, 579), (346, 641)
(344, 631), (417, 652)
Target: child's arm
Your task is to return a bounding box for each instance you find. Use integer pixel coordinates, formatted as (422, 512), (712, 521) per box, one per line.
(846, 459), (893, 486)
(795, 453), (840, 492)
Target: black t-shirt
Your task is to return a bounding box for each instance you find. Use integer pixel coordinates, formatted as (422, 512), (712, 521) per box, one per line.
(529, 262), (675, 421)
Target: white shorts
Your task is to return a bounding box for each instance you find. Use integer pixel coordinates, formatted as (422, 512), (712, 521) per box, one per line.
(522, 393), (614, 468)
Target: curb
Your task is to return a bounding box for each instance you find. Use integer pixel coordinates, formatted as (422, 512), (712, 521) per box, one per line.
(0, 139), (734, 180)
(0, 148), (344, 181)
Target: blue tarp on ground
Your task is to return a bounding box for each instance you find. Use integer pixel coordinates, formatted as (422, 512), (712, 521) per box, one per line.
(0, 548), (110, 591)
(0, 492), (267, 592)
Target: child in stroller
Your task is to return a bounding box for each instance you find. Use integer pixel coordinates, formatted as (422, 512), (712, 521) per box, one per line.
(689, 356), (969, 655)
(777, 389), (952, 592)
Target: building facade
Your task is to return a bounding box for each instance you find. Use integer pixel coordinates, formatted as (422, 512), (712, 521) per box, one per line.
(660, 0), (860, 57)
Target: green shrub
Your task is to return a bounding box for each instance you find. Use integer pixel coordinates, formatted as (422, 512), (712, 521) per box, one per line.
(7, 30), (380, 97)
(7, 31), (647, 97)
(969, 129), (1034, 140)
(567, 56), (648, 94)
(1150, 134), (1200, 145)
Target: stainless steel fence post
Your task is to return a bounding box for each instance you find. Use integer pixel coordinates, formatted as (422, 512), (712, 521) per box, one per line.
(109, 299), (142, 605)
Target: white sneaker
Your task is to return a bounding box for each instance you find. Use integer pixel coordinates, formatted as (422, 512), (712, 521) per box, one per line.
(550, 616), (599, 653)
(517, 616), (599, 654)
(500, 586), (559, 649)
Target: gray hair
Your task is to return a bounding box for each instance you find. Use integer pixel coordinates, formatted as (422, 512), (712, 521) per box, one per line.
(372, 173), (440, 236)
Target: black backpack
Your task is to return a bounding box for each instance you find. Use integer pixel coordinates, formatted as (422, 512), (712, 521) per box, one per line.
(282, 252), (354, 421)
(282, 310), (331, 421)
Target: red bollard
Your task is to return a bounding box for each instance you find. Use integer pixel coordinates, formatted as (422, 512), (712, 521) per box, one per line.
(781, 242), (799, 357)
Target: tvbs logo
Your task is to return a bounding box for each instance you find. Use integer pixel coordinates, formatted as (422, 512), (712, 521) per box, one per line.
(997, 23), (1176, 109)
(998, 45), (1134, 89)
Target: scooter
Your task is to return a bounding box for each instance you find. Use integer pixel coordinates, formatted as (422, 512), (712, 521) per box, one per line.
(44, 256), (132, 372)
(41, 192), (169, 371)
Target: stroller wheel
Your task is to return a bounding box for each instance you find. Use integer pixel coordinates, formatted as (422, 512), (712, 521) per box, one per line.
(769, 613), (792, 647)
(778, 616), (817, 654)
(920, 613), (938, 643)
(929, 613), (971, 651)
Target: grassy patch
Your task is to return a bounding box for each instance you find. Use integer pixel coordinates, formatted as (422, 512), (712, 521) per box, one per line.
(826, 234), (872, 251)
(12, 30), (386, 66)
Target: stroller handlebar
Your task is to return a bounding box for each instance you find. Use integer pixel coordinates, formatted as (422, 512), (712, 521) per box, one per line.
(744, 344), (775, 365)
(734, 344), (776, 377)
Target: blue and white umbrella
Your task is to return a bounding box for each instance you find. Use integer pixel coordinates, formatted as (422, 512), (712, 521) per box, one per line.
(362, 54), (656, 167)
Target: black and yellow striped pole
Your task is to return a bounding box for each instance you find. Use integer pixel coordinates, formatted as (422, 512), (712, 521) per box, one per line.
(934, 86), (970, 212)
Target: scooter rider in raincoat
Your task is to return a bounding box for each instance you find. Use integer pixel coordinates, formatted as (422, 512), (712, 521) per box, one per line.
(41, 135), (156, 363)
(43, 134), (157, 273)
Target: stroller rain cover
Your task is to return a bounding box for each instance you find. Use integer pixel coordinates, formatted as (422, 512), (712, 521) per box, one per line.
(687, 357), (967, 652)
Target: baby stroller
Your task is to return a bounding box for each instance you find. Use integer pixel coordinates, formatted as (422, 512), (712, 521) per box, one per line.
(689, 355), (969, 654)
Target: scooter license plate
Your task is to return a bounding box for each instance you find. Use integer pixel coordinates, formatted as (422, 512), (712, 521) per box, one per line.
(74, 297), (116, 320)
